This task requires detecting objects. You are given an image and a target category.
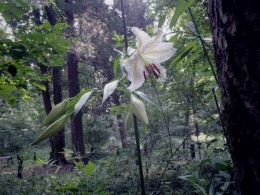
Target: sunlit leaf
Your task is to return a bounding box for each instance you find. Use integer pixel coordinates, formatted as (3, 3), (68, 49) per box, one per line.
(23, 95), (32, 100)
(74, 91), (93, 117)
(34, 83), (46, 91)
(85, 161), (96, 175)
(102, 80), (119, 104)
(134, 91), (159, 108)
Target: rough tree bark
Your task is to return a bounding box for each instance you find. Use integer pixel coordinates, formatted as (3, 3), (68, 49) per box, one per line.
(39, 65), (52, 115)
(67, 52), (86, 157)
(65, 0), (86, 158)
(208, 0), (260, 194)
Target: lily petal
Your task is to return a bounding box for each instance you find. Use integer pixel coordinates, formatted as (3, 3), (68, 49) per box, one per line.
(132, 27), (151, 48)
(152, 29), (164, 43)
(122, 53), (146, 91)
(142, 42), (177, 63)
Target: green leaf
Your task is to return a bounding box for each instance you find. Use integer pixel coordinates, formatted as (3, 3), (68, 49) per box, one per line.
(170, 0), (195, 29)
(0, 85), (16, 95)
(173, 41), (197, 63)
(33, 83), (46, 91)
(54, 23), (66, 29)
(15, 0), (30, 9)
(44, 21), (51, 31)
(102, 80), (119, 104)
(23, 95), (32, 100)
(12, 7), (24, 18)
(8, 98), (16, 105)
(134, 91), (159, 109)
(169, 34), (179, 42)
(56, 184), (79, 192)
(85, 161), (96, 175)
(113, 56), (120, 77)
(158, 13), (167, 28)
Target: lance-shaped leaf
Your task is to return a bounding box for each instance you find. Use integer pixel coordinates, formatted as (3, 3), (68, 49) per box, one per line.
(185, 21), (197, 35)
(134, 90), (159, 108)
(170, 0), (195, 29)
(131, 94), (149, 125)
(74, 91), (93, 117)
(125, 108), (133, 133)
(102, 80), (119, 104)
(32, 114), (70, 146)
(40, 99), (69, 128)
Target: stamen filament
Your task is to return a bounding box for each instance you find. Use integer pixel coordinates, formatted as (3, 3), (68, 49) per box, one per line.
(143, 70), (147, 80)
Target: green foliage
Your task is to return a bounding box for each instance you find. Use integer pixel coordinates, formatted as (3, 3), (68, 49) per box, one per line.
(0, 0), (236, 194)
(0, 0), (69, 104)
(170, 0), (196, 29)
(0, 99), (42, 155)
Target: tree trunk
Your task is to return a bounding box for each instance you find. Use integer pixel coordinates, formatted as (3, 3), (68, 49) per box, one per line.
(45, 5), (67, 164)
(113, 93), (126, 147)
(67, 52), (85, 157)
(39, 65), (52, 115)
(49, 66), (67, 164)
(208, 0), (260, 194)
(65, 0), (86, 158)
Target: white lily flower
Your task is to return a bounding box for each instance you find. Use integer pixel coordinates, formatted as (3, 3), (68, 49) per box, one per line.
(122, 27), (177, 91)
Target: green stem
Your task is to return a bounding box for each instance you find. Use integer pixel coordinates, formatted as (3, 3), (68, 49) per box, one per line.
(187, 6), (219, 86)
(133, 114), (146, 195)
(120, 0), (145, 194)
(187, 5), (226, 135)
(212, 88), (226, 135)
(120, 0), (128, 51)
(150, 76), (173, 156)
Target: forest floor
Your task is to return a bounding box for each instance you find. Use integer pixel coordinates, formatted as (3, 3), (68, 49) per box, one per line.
(0, 163), (75, 177)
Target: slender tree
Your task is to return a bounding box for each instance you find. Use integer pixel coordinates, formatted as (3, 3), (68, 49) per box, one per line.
(208, 0), (260, 194)
(46, 4), (67, 163)
(65, 0), (86, 158)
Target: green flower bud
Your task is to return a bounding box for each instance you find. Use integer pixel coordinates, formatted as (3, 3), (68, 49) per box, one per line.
(32, 114), (70, 146)
(131, 94), (149, 125)
(40, 99), (69, 128)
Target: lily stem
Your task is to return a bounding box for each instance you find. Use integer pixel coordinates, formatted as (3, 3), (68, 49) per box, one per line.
(120, 0), (128, 51)
(120, 0), (145, 194)
(133, 114), (146, 195)
(187, 5), (219, 86)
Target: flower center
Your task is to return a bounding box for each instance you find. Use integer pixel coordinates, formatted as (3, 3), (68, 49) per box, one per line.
(143, 63), (160, 80)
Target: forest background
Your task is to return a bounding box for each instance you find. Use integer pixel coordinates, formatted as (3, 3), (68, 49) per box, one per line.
(0, 0), (259, 194)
